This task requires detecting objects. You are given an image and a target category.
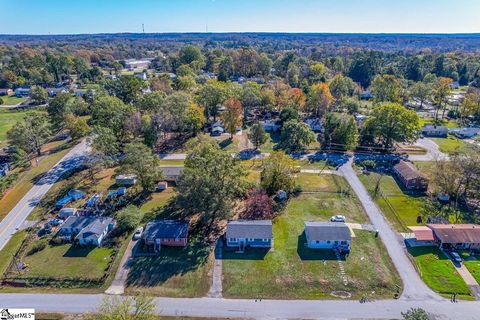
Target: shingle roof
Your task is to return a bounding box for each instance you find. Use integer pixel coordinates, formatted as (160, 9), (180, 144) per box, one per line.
(226, 220), (273, 239)
(61, 216), (94, 230)
(428, 224), (480, 244)
(304, 221), (351, 241)
(143, 220), (189, 240)
(76, 217), (115, 239)
(160, 166), (183, 177)
(409, 226), (435, 241)
(394, 160), (424, 181)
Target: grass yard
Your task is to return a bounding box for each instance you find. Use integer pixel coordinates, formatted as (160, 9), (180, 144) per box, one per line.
(359, 173), (424, 232)
(223, 174), (401, 299)
(125, 238), (213, 297)
(459, 252), (480, 285)
(1, 96), (27, 106)
(413, 161), (436, 179)
(430, 136), (467, 154)
(140, 188), (176, 215)
(0, 108), (43, 147)
(21, 243), (114, 280)
(0, 231), (27, 277)
(409, 247), (472, 300)
(0, 143), (72, 221)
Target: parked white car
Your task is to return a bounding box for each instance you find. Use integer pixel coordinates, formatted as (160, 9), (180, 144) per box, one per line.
(133, 227), (144, 240)
(330, 215), (346, 222)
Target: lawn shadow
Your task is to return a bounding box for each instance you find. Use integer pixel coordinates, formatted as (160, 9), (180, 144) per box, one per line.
(222, 246), (270, 260)
(63, 245), (95, 258)
(296, 232), (340, 261)
(126, 240), (210, 288)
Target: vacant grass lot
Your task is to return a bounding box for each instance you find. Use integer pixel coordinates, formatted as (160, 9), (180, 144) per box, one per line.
(1, 96), (27, 106)
(409, 247), (472, 300)
(0, 231), (27, 277)
(430, 136), (467, 154)
(0, 108), (42, 146)
(21, 244), (114, 280)
(0, 143), (72, 221)
(223, 174), (401, 300)
(359, 173), (424, 232)
(125, 238), (213, 297)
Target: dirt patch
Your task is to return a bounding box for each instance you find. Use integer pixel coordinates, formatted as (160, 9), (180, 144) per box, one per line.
(331, 290), (352, 299)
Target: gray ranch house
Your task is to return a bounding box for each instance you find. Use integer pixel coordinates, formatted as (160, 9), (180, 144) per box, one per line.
(226, 220), (273, 251)
(304, 221), (351, 252)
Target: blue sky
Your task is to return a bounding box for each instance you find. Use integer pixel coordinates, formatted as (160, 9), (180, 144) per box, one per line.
(1, 0), (479, 34)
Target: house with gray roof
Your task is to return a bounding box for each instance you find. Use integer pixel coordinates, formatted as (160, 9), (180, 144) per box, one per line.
(420, 124), (448, 138)
(160, 166), (183, 181)
(59, 216), (95, 237)
(143, 220), (189, 251)
(76, 217), (115, 246)
(226, 220), (273, 250)
(304, 221), (351, 252)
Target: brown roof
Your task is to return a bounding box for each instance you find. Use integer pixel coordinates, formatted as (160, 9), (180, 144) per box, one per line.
(427, 224), (480, 244)
(393, 160), (424, 181)
(409, 226), (435, 241)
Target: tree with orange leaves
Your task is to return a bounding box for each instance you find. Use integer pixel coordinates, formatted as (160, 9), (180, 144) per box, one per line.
(222, 98), (243, 138)
(307, 83), (334, 117)
(279, 88), (307, 111)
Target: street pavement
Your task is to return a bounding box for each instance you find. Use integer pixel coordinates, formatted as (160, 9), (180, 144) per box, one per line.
(0, 140), (90, 251)
(340, 159), (440, 301)
(1, 293), (479, 319)
(409, 138), (449, 161)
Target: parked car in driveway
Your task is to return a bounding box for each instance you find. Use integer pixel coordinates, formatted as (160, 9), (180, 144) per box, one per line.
(133, 227), (144, 240)
(330, 215), (346, 222)
(451, 252), (462, 263)
(48, 218), (63, 226)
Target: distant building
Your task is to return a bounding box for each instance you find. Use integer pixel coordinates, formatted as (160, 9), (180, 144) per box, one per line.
(393, 160), (428, 191)
(134, 72), (148, 80)
(304, 221), (351, 252)
(115, 174), (137, 187)
(226, 220), (273, 250)
(160, 166), (183, 182)
(124, 59), (151, 70)
(0, 89), (13, 96)
(143, 220), (189, 251)
(15, 87), (30, 97)
(427, 224), (480, 250)
(260, 120), (281, 132)
(449, 127), (480, 139)
(304, 118), (323, 132)
(46, 87), (68, 97)
(420, 124), (448, 138)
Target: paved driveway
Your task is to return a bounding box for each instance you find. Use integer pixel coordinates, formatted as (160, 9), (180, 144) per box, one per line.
(340, 159), (440, 301)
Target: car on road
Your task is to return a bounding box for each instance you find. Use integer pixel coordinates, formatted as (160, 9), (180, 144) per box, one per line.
(133, 227), (144, 240)
(330, 215), (346, 222)
(451, 252), (462, 263)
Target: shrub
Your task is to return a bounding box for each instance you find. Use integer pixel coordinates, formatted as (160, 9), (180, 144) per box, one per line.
(27, 239), (48, 255)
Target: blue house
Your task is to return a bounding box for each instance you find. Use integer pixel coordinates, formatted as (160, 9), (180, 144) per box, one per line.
(226, 220), (273, 251)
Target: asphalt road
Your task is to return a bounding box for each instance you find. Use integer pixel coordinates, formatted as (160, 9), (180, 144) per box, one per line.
(0, 140), (90, 251)
(1, 293), (479, 319)
(340, 159), (440, 301)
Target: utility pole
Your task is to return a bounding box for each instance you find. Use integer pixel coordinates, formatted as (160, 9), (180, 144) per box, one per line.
(142, 23), (145, 33)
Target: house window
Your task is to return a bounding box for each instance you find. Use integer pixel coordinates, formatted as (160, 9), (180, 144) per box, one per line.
(334, 241), (339, 245)
(229, 238), (236, 242)
(327, 241), (331, 244)
(341, 241), (347, 245)
(316, 240), (320, 244)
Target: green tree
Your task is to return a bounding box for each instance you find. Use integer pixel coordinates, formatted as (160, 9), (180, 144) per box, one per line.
(91, 126), (120, 158)
(65, 114), (90, 140)
(185, 103), (206, 135)
(91, 96), (134, 140)
(432, 77), (453, 121)
(329, 74), (357, 100)
(323, 113), (358, 151)
(280, 120), (316, 153)
(370, 74), (402, 103)
(402, 308), (431, 320)
(410, 81), (433, 109)
(116, 205), (143, 232)
(7, 113), (51, 156)
(120, 143), (164, 192)
(176, 140), (247, 228)
(106, 75), (146, 104)
(279, 107), (300, 124)
(179, 45), (205, 71)
(248, 122), (268, 150)
(29, 85), (47, 105)
(217, 56), (234, 82)
(362, 103), (420, 149)
(261, 151), (297, 195)
(87, 293), (155, 320)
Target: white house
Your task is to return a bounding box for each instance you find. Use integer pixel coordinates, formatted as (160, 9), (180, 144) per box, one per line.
(115, 174), (137, 187)
(304, 221), (351, 252)
(75, 217), (116, 246)
(226, 220), (273, 251)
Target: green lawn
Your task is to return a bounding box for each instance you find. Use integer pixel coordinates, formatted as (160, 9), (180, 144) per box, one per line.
(409, 247), (472, 300)
(430, 136), (467, 155)
(0, 231), (27, 277)
(460, 253), (480, 285)
(140, 188), (176, 215)
(1, 96), (27, 106)
(21, 244), (114, 280)
(0, 108), (43, 147)
(125, 238), (213, 297)
(223, 174), (401, 300)
(359, 173), (424, 232)
(0, 143), (72, 222)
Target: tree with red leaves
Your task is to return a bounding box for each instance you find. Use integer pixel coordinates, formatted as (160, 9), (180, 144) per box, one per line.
(243, 189), (273, 219)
